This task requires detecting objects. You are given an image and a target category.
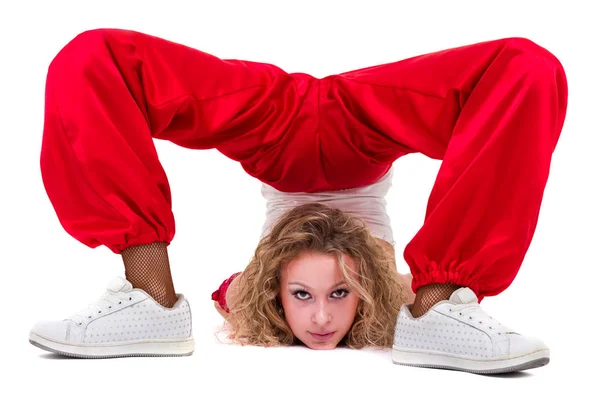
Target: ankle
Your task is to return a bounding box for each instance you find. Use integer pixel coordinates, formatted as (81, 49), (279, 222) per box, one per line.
(121, 241), (178, 308)
(130, 283), (177, 308)
(410, 283), (461, 318)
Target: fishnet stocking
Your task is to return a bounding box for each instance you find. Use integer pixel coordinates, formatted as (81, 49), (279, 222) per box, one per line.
(121, 241), (178, 308)
(409, 283), (462, 318)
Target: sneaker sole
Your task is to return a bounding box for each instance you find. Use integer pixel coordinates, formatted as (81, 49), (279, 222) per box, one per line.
(29, 332), (194, 359)
(392, 346), (549, 374)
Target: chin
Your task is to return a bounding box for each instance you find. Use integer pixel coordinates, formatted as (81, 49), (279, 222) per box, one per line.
(300, 337), (341, 350)
(309, 343), (337, 350)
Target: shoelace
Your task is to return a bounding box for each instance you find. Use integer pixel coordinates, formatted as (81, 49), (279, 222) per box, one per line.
(70, 291), (132, 326)
(448, 303), (518, 335)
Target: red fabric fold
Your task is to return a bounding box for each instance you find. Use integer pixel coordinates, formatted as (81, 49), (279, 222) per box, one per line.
(211, 272), (242, 313)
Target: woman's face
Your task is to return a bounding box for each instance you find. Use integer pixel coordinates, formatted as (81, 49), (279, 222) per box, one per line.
(279, 250), (360, 350)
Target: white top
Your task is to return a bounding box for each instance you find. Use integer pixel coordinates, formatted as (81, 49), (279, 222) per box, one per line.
(260, 165), (395, 245)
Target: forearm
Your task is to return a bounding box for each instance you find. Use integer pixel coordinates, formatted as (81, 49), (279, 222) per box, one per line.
(215, 273), (242, 330)
(398, 272), (415, 304)
(214, 300), (229, 318)
(225, 273), (242, 307)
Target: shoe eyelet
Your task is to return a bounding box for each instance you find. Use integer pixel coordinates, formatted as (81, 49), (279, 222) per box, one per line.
(77, 322), (82, 326)
(119, 301), (122, 304)
(459, 312), (462, 316)
(129, 297), (132, 300)
(109, 306), (112, 308)
(98, 311), (101, 313)
(468, 316), (473, 320)
(88, 316), (92, 319)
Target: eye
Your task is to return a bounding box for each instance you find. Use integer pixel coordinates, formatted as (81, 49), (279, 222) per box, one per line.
(332, 289), (349, 299)
(292, 290), (311, 300)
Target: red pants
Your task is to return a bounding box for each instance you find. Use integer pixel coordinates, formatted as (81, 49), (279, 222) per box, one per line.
(41, 29), (568, 302)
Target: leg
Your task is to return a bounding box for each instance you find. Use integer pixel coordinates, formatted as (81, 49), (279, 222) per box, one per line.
(120, 241), (176, 307)
(320, 37), (567, 373)
(322, 37), (568, 310)
(41, 28), (298, 305)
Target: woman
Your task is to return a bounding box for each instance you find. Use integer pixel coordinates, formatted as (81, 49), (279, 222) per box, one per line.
(212, 187), (415, 350)
(29, 28), (567, 374)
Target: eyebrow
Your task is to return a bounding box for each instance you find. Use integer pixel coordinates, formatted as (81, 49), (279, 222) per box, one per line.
(288, 280), (346, 291)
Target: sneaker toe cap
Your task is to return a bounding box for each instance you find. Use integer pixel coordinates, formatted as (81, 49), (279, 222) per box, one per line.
(508, 333), (549, 355)
(30, 320), (70, 342)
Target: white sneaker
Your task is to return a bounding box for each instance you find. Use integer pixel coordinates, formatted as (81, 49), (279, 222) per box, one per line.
(392, 287), (549, 374)
(29, 276), (195, 358)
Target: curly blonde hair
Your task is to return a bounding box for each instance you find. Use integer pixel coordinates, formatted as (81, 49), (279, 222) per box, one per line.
(220, 202), (407, 349)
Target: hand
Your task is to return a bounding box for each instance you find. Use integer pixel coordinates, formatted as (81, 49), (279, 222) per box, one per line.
(398, 272), (416, 305)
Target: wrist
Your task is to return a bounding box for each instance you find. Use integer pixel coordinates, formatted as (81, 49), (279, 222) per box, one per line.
(398, 273), (415, 304)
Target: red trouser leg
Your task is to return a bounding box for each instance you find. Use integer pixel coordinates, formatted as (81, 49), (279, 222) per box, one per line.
(42, 30), (568, 303)
(41, 28), (306, 254)
(322, 37), (568, 302)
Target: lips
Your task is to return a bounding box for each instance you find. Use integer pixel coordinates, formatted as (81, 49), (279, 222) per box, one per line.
(310, 331), (336, 341)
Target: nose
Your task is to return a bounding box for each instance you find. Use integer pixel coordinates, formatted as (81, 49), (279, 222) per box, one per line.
(312, 302), (332, 326)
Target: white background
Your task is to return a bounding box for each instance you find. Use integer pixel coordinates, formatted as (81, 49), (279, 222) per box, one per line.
(1, 0), (598, 398)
